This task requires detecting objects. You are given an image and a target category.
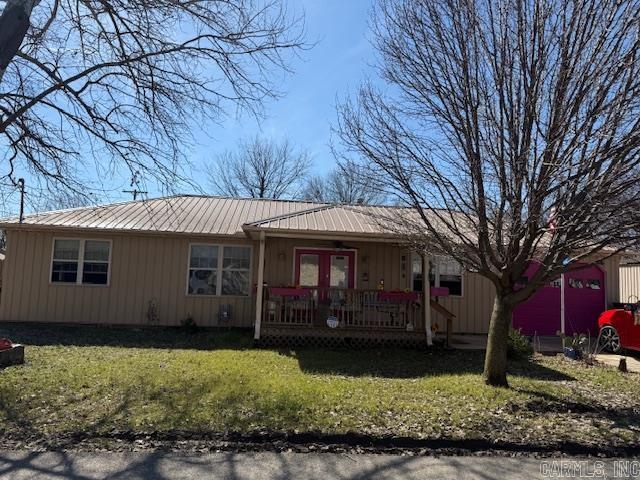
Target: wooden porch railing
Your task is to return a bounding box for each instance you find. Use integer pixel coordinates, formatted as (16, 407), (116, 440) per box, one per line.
(263, 287), (424, 331)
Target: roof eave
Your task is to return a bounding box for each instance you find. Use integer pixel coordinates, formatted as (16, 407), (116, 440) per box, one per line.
(0, 222), (252, 239)
(241, 224), (405, 243)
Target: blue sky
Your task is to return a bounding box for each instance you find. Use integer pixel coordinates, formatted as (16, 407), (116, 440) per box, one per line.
(185, 0), (377, 191)
(8, 0), (379, 215)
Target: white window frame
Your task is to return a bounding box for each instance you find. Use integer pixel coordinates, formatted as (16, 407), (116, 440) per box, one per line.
(50, 237), (112, 286)
(186, 243), (253, 297)
(434, 258), (464, 297)
(411, 253), (464, 297)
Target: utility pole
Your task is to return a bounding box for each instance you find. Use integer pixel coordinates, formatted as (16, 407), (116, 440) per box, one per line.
(17, 178), (25, 223)
(122, 171), (147, 201)
(122, 188), (148, 201)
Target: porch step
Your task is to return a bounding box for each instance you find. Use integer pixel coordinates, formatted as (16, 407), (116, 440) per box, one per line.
(257, 326), (429, 349)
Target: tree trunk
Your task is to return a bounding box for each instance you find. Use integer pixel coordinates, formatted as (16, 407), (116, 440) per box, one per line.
(483, 295), (514, 387)
(0, 0), (37, 84)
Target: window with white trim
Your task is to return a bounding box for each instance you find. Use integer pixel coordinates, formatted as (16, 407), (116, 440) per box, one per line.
(82, 240), (111, 284)
(51, 239), (111, 285)
(221, 246), (251, 295)
(411, 254), (463, 296)
(437, 258), (463, 296)
(188, 244), (251, 296)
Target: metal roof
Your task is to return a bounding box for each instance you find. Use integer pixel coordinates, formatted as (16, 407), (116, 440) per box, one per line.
(2, 195), (451, 239)
(244, 204), (412, 235)
(1, 196), (327, 236)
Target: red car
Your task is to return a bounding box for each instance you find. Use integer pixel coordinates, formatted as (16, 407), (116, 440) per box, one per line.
(598, 304), (640, 353)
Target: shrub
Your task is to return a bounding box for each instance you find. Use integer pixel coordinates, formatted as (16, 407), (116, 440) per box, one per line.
(507, 328), (533, 360)
(180, 316), (199, 334)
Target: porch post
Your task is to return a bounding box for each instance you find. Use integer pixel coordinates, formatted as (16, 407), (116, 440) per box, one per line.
(560, 272), (566, 334)
(254, 231), (266, 340)
(422, 254), (433, 346)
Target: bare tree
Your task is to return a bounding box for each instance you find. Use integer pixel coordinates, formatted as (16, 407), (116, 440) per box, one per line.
(0, 0), (304, 203)
(303, 159), (387, 204)
(302, 174), (326, 202)
(208, 136), (309, 199)
(338, 0), (640, 386)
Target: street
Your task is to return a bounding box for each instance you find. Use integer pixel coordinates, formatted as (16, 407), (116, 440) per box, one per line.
(0, 451), (638, 480)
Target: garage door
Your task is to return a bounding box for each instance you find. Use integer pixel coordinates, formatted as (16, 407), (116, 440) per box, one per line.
(512, 262), (561, 336)
(563, 265), (605, 335)
(512, 262), (605, 336)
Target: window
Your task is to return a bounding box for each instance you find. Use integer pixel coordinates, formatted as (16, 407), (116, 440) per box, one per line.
(587, 279), (601, 290)
(188, 244), (251, 296)
(569, 278), (584, 289)
(330, 255), (349, 288)
(438, 258), (463, 296)
(411, 255), (424, 292)
(411, 254), (463, 296)
(51, 239), (111, 285)
(222, 246), (251, 295)
(83, 240), (110, 284)
(299, 254), (320, 287)
(51, 239), (80, 283)
(188, 245), (218, 295)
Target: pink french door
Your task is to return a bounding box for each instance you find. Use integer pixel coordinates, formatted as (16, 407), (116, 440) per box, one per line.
(294, 249), (356, 290)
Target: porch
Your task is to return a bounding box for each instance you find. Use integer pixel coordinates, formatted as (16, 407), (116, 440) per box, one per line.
(255, 286), (455, 348)
(264, 287), (424, 330)
(249, 232), (456, 346)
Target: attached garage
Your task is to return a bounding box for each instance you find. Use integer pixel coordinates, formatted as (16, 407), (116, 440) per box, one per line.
(513, 261), (608, 336)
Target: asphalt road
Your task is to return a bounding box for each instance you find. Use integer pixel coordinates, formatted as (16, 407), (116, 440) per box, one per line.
(0, 451), (638, 480)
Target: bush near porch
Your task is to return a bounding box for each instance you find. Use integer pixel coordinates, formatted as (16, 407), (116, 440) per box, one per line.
(0, 323), (638, 452)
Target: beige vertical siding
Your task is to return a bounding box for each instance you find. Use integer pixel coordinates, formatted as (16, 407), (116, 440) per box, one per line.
(601, 255), (621, 306)
(0, 227), (623, 334)
(619, 265), (640, 303)
(0, 229), (258, 327)
(436, 272), (496, 334)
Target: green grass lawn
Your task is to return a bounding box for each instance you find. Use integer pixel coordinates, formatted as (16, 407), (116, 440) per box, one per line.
(0, 323), (639, 450)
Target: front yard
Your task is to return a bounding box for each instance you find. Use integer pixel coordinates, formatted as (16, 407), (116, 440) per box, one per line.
(0, 323), (639, 453)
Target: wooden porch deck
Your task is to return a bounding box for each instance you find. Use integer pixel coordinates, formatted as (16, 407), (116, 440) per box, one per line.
(257, 287), (435, 348)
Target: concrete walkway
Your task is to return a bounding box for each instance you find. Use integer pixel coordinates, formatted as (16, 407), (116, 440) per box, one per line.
(595, 354), (640, 373)
(0, 451), (638, 480)
(446, 334), (564, 353)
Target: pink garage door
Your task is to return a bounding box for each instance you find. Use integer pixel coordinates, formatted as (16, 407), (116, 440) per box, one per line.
(563, 265), (604, 336)
(513, 263), (561, 336)
(512, 263), (605, 336)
